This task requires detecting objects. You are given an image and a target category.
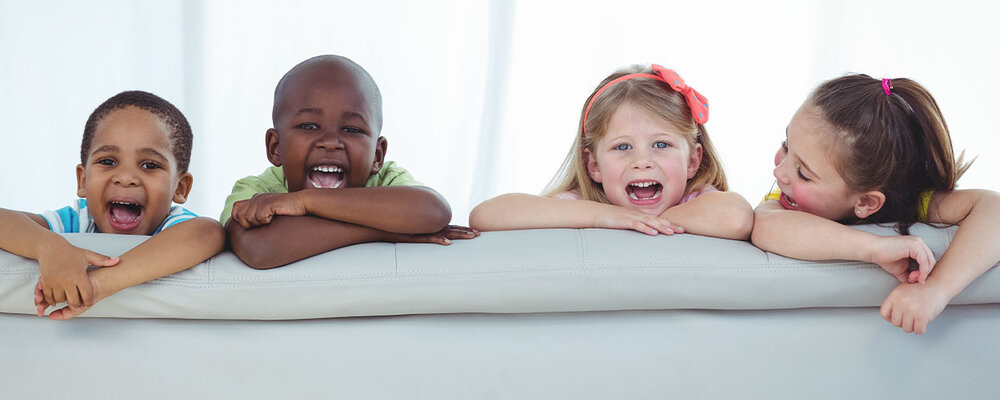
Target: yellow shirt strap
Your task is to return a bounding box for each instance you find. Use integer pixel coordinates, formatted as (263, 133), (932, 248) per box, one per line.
(917, 190), (934, 223)
(762, 187), (781, 204)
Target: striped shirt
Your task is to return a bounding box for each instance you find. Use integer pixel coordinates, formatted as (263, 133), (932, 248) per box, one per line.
(41, 198), (197, 234)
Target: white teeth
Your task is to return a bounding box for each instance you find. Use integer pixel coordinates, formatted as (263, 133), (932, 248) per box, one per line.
(629, 181), (658, 188)
(310, 179), (344, 189)
(312, 166), (342, 173)
(628, 190), (661, 201)
(112, 201), (138, 206)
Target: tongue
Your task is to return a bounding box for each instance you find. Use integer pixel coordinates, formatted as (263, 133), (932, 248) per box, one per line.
(110, 204), (141, 223)
(309, 171), (344, 189)
(632, 185), (659, 199)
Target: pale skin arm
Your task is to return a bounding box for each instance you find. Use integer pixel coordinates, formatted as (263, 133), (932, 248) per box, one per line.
(0, 208), (119, 309)
(469, 191), (753, 240)
(880, 189), (1000, 334)
(230, 186), (451, 234)
(751, 200), (936, 284)
(38, 217), (225, 320)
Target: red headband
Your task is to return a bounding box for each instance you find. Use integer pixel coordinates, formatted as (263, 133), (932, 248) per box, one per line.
(582, 64), (709, 137)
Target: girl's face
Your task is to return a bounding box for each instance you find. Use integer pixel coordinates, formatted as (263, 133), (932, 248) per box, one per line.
(585, 102), (702, 216)
(772, 105), (860, 220)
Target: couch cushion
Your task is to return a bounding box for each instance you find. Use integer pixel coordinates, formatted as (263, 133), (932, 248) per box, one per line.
(1, 224), (997, 319)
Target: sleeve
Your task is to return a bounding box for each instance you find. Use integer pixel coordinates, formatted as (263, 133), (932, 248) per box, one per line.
(155, 206), (200, 234)
(370, 161), (423, 187)
(917, 190), (934, 223)
(40, 199), (87, 233)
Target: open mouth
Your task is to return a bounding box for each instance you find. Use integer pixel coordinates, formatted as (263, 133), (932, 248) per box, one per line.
(107, 200), (144, 232)
(308, 165), (345, 189)
(778, 192), (800, 210)
(625, 181), (662, 203)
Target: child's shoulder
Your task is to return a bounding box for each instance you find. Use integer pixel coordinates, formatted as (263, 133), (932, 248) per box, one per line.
(366, 161), (423, 187)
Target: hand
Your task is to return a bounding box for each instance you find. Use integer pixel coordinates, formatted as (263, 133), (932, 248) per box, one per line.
(879, 282), (951, 334)
(869, 235), (935, 284)
(385, 225), (480, 245)
(36, 244), (118, 309)
(231, 192), (307, 229)
(35, 268), (106, 320)
(594, 205), (684, 236)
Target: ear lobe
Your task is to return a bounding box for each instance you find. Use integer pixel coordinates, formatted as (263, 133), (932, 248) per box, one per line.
(265, 128), (282, 167)
(687, 143), (703, 179)
(584, 148), (602, 183)
(371, 136), (388, 174)
(76, 164), (87, 198)
(854, 190), (886, 219)
(172, 172), (194, 204)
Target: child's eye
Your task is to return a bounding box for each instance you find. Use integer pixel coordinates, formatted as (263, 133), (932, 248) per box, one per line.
(296, 123), (320, 131)
(96, 158), (116, 166)
(653, 141), (671, 149)
(613, 143), (632, 151)
(343, 126), (365, 134)
(781, 140), (789, 153)
(796, 167), (811, 182)
(141, 162), (161, 170)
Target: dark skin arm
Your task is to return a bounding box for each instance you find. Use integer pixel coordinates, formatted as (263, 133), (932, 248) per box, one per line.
(226, 216), (477, 269)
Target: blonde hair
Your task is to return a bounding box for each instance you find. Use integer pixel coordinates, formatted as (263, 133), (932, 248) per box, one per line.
(544, 64), (728, 202)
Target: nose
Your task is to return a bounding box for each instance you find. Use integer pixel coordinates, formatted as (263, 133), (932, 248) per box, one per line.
(113, 165), (140, 187)
(316, 129), (345, 151)
(773, 160), (790, 185)
(629, 148), (654, 170)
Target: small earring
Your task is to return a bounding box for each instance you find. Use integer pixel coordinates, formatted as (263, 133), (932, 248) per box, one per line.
(855, 209), (862, 216)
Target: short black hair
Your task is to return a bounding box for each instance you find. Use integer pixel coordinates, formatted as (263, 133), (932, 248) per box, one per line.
(81, 90), (193, 173)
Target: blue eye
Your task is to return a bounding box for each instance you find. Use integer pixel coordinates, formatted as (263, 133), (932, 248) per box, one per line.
(653, 141), (670, 149)
(614, 143), (632, 151)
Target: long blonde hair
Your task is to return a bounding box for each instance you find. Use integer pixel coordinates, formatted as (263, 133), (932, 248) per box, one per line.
(544, 64), (727, 202)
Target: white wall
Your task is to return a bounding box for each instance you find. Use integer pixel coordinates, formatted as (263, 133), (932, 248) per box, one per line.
(2, 0), (997, 225)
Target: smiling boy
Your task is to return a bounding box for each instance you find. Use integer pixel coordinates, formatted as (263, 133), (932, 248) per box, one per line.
(222, 55), (475, 269)
(0, 91), (224, 319)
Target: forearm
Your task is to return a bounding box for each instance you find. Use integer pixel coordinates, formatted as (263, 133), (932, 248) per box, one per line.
(660, 191), (753, 240)
(925, 190), (1000, 298)
(469, 193), (608, 231)
(751, 203), (877, 261)
(0, 209), (68, 259)
(92, 217), (225, 296)
(227, 215), (390, 269)
(302, 186), (450, 234)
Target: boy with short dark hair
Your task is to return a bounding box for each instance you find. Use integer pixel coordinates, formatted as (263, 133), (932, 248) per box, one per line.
(222, 55), (476, 269)
(0, 90), (224, 319)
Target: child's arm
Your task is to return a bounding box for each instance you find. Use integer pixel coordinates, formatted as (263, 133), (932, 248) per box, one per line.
(227, 214), (476, 269)
(0, 208), (118, 309)
(39, 217), (225, 320)
(469, 193), (682, 235)
(659, 191), (754, 240)
(230, 186), (451, 234)
(880, 189), (1000, 334)
(751, 200), (936, 284)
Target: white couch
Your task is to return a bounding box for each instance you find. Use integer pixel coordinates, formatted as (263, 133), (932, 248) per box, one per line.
(2, 226), (999, 399)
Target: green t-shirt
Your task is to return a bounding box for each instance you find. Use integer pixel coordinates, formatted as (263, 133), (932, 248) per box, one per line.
(219, 161), (421, 225)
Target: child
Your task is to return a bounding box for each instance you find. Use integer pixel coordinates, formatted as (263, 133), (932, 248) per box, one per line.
(752, 74), (1000, 334)
(221, 55), (477, 269)
(470, 64), (753, 240)
(0, 90), (225, 320)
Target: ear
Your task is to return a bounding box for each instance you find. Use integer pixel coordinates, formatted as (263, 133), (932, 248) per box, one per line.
(371, 136), (388, 174)
(584, 148), (602, 183)
(265, 128), (282, 167)
(853, 190), (886, 219)
(75, 164), (87, 198)
(687, 143), (703, 179)
(172, 172), (194, 204)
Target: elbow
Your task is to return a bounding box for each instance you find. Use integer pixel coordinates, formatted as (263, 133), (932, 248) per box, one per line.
(727, 208), (755, 241)
(226, 224), (281, 270)
(468, 203), (489, 231)
(749, 210), (779, 250)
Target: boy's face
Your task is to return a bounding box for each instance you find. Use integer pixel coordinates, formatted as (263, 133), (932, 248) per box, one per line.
(266, 64), (386, 193)
(76, 106), (192, 235)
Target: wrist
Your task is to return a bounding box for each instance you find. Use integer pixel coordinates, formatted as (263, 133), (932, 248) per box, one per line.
(34, 235), (72, 260)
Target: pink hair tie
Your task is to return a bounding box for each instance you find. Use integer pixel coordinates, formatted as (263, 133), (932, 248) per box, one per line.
(882, 78), (893, 96)
(582, 64), (709, 137)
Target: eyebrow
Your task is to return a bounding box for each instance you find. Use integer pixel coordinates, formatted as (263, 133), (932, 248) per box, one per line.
(139, 147), (169, 161)
(90, 145), (168, 161)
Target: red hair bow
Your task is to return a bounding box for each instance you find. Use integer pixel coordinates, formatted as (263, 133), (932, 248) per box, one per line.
(651, 64), (709, 125)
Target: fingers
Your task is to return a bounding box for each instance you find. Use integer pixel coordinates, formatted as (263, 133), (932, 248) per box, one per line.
(64, 287), (84, 308)
(49, 305), (87, 321)
(911, 242), (935, 285)
(442, 225), (480, 240)
(879, 299), (892, 322)
(85, 251), (120, 268)
(913, 318), (928, 335)
(629, 217), (682, 236)
(43, 288), (56, 308)
(34, 281), (47, 317)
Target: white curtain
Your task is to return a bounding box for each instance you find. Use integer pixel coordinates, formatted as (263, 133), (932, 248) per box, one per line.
(2, 0), (998, 225)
